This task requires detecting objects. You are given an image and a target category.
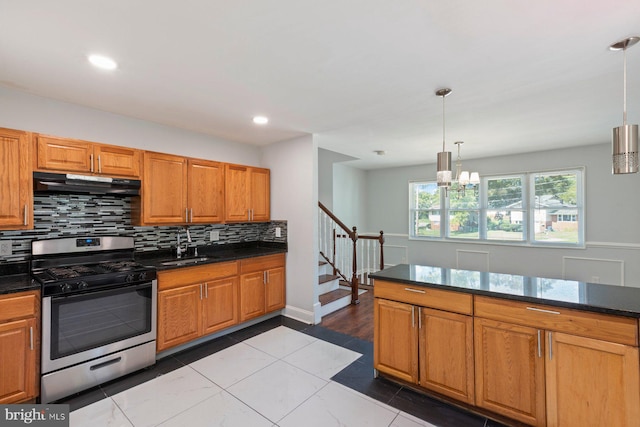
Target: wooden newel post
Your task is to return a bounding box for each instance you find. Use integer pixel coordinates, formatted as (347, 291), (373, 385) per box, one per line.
(351, 226), (360, 305)
(379, 230), (385, 271)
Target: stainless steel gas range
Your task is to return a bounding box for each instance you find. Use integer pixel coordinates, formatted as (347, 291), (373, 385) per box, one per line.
(31, 236), (157, 403)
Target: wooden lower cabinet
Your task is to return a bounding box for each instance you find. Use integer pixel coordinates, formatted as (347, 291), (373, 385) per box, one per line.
(373, 299), (418, 383)
(0, 290), (39, 403)
(474, 317), (546, 426)
(545, 332), (640, 427)
(239, 254), (286, 322)
(420, 307), (474, 404)
(157, 262), (239, 352)
(373, 297), (474, 403)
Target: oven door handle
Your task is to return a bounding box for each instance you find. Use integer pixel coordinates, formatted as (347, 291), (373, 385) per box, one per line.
(49, 282), (152, 301)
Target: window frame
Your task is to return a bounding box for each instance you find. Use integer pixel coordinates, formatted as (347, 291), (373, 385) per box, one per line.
(408, 167), (585, 248)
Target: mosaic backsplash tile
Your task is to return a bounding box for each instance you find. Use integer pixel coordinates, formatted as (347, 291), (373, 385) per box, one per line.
(0, 195), (287, 263)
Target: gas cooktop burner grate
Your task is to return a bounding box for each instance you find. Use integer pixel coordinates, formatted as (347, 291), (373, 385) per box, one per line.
(101, 261), (144, 272)
(47, 265), (99, 279)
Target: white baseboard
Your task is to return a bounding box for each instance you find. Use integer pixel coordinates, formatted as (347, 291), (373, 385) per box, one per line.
(284, 304), (316, 325)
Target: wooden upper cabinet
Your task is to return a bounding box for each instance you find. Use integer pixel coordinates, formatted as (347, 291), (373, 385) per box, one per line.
(0, 128), (32, 230)
(140, 151), (188, 224)
(225, 164), (270, 222)
(137, 153), (226, 225)
(35, 134), (141, 178)
(92, 144), (141, 177)
(187, 159), (224, 223)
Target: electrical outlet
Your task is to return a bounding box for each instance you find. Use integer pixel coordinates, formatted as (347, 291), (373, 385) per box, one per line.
(275, 227), (281, 238)
(0, 240), (12, 256)
(209, 230), (220, 241)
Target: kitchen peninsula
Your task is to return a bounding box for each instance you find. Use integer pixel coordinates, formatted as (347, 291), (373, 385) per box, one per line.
(370, 264), (640, 427)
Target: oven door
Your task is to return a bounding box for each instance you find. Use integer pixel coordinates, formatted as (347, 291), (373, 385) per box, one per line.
(42, 280), (157, 374)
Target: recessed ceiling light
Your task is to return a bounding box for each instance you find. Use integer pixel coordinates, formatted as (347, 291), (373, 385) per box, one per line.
(88, 54), (118, 70)
(374, 150), (386, 156)
(253, 116), (269, 125)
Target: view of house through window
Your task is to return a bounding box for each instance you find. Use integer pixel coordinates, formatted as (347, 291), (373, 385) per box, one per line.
(409, 168), (583, 246)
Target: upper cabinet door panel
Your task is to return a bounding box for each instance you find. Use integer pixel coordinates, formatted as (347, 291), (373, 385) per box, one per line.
(142, 152), (188, 224)
(36, 135), (92, 173)
(93, 144), (141, 178)
(225, 164), (250, 222)
(250, 168), (270, 222)
(0, 128), (32, 229)
(188, 159), (224, 223)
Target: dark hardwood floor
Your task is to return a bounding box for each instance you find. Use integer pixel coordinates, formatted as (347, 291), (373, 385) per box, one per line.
(319, 285), (374, 342)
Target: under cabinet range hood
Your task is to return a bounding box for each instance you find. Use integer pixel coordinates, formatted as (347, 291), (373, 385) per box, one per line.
(33, 172), (141, 196)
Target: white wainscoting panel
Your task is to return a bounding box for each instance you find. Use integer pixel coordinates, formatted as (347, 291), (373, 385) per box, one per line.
(456, 250), (490, 271)
(562, 256), (624, 286)
(383, 245), (408, 266)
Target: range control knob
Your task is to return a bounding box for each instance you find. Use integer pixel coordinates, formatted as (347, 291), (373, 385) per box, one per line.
(77, 281), (89, 290)
(60, 283), (72, 293)
(138, 271), (147, 281)
(125, 274), (136, 283)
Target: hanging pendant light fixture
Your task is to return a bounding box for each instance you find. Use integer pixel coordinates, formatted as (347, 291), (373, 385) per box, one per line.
(435, 88), (452, 189)
(453, 141), (480, 196)
(610, 36), (639, 174)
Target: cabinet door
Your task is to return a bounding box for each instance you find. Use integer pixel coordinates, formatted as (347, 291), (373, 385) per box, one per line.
(36, 135), (92, 173)
(374, 298), (418, 383)
(546, 332), (640, 427)
(188, 159), (224, 223)
(142, 152), (188, 224)
(239, 272), (265, 322)
(0, 318), (36, 403)
(419, 307), (474, 404)
(474, 318), (546, 426)
(157, 284), (201, 352)
(265, 267), (285, 313)
(202, 278), (238, 335)
(0, 128), (32, 229)
(249, 167), (270, 221)
(225, 164), (250, 222)
(93, 144), (141, 177)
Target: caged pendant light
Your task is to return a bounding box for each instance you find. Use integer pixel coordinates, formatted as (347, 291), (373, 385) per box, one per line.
(610, 36), (639, 174)
(435, 88), (452, 189)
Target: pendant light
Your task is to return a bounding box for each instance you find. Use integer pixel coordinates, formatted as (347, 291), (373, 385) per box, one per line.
(436, 88), (452, 189)
(610, 36), (639, 174)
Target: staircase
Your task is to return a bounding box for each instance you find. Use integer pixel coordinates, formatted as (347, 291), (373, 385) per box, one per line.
(318, 202), (384, 316)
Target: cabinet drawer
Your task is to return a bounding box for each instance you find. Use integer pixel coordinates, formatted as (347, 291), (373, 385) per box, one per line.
(475, 296), (639, 346)
(158, 261), (238, 290)
(0, 291), (39, 322)
(240, 253), (285, 274)
(374, 280), (472, 315)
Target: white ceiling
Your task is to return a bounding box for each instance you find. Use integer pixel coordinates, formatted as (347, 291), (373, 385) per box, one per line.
(1, 1), (639, 169)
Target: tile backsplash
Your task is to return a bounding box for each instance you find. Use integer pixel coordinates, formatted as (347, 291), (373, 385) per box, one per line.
(0, 194), (287, 263)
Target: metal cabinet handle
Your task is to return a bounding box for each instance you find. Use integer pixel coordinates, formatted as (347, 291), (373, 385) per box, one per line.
(29, 327), (33, 350)
(263, 271), (267, 284)
(90, 154), (94, 172)
(199, 284), (203, 300)
(24, 204), (28, 226)
(418, 307), (422, 329)
(537, 330), (541, 358)
(548, 332), (553, 360)
(185, 208), (189, 223)
(98, 155), (102, 173)
(248, 210), (251, 221)
(205, 283), (208, 298)
(404, 288), (426, 294)
(527, 307), (560, 315)
(190, 208), (193, 222)
(411, 306), (415, 328)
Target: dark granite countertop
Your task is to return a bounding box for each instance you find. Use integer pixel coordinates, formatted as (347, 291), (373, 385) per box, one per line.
(0, 262), (39, 295)
(370, 264), (640, 318)
(135, 241), (287, 270)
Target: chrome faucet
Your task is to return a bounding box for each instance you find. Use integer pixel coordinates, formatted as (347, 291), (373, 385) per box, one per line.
(176, 227), (197, 258)
(176, 231), (183, 258)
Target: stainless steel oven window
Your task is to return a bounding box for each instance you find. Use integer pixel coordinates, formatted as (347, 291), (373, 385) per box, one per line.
(49, 283), (153, 360)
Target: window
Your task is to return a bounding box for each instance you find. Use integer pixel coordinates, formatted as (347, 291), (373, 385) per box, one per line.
(409, 168), (584, 246)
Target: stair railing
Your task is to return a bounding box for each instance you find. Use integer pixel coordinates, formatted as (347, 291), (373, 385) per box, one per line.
(318, 201), (384, 304)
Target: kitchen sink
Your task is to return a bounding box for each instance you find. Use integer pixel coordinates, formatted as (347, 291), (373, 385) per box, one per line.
(160, 257), (212, 266)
